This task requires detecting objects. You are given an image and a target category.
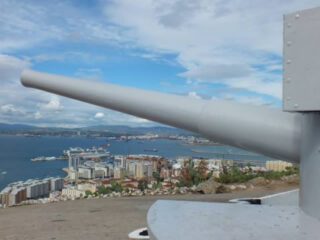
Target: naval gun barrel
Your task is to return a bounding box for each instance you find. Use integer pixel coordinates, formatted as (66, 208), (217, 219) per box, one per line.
(21, 70), (301, 162)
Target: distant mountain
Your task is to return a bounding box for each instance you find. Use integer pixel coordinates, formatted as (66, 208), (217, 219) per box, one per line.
(80, 125), (195, 135)
(0, 123), (196, 135)
(0, 123), (39, 131)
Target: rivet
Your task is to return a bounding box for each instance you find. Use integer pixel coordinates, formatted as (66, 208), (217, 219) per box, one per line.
(295, 14), (300, 19)
(286, 97), (291, 101)
(287, 41), (292, 46)
(286, 77), (291, 83)
(287, 60), (292, 64)
(287, 23), (291, 28)
(294, 104), (299, 108)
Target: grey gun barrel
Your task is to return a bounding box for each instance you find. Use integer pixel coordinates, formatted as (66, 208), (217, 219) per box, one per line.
(21, 69), (301, 162)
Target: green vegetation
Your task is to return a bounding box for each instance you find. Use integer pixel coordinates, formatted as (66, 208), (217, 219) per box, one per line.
(120, 170), (127, 181)
(152, 172), (163, 184)
(110, 180), (123, 193)
(215, 165), (299, 184)
(94, 180), (123, 195)
(178, 160), (213, 187)
(216, 166), (255, 184)
(152, 182), (161, 190)
(85, 190), (93, 196)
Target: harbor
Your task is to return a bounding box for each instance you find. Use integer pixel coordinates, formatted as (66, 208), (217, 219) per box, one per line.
(0, 135), (275, 191)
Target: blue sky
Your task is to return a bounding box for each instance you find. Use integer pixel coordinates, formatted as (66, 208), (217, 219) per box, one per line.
(0, 0), (319, 127)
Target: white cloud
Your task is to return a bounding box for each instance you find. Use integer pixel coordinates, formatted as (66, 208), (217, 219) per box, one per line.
(39, 96), (63, 111)
(0, 54), (31, 83)
(102, 0), (320, 99)
(126, 116), (151, 124)
(94, 112), (104, 119)
(1, 104), (25, 116)
(34, 111), (42, 119)
(188, 91), (202, 100)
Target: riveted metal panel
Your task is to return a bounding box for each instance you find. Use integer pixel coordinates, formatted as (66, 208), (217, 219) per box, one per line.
(283, 7), (320, 111)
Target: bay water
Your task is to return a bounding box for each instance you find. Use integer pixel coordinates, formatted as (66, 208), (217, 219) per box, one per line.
(0, 135), (273, 190)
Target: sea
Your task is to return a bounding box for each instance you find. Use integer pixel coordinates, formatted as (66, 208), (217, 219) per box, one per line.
(0, 135), (274, 191)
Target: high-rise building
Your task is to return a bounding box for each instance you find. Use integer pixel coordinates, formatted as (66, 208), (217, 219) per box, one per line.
(114, 167), (126, 179)
(127, 162), (138, 177)
(78, 166), (94, 179)
(49, 178), (64, 191)
(136, 163), (153, 179)
(0, 187), (11, 207)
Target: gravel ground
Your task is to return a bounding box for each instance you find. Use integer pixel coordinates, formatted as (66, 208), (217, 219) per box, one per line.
(0, 184), (298, 240)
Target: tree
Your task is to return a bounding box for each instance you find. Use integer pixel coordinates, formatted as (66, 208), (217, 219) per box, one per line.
(196, 160), (209, 181)
(152, 171), (163, 184)
(179, 159), (211, 187)
(138, 178), (148, 191)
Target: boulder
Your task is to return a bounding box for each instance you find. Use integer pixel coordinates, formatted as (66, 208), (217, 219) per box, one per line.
(190, 185), (197, 192)
(281, 174), (299, 184)
(236, 184), (247, 190)
(196, 180), (221, 194)
(215, 184), (230, 194)
(248, 177), (268, 186)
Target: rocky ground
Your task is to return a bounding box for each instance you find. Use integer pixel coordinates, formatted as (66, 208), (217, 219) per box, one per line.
(0, 179), (298, 240)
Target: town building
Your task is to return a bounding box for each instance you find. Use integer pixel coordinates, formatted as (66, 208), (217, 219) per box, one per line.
(0, 177), (64, 207)
(77, 183), (97, 193)
(61, 187), (85, 198)
(266, 160), (293, 172)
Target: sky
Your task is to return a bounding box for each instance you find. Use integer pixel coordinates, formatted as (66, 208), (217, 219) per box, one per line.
(0, 0), (319, 128)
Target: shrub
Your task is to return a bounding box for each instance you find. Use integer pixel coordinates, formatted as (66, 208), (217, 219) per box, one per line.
(152, 182), (161, 190)
(110, 180), (123, 193)
(97, 185), (113, 195)
(85, 190), (92, 196)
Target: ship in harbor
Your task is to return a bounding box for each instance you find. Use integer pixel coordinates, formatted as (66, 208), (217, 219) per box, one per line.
(31, 156), (68, 162)
(144, 148), (158, 152)
(31, 156), (56, 162)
